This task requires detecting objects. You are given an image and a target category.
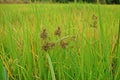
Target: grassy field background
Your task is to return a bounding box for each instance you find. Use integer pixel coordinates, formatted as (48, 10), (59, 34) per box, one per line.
(0, 3), (120, 80)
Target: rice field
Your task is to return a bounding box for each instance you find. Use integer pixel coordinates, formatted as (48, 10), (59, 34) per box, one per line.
(0, 3), (120, 80)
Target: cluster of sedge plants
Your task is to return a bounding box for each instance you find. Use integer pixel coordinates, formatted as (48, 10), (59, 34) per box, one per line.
(40, 27), (76, 51)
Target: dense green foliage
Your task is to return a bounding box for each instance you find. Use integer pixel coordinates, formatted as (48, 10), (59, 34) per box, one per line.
(0, 4), (120, 80)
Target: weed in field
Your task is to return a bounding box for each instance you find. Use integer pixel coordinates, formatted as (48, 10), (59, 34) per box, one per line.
(60, 40), (68, 49)
(90, 14), (98, 29)
(40, 28), (48, 40)
(42, 42), (55, 51)
(41, 27), (71, 50)
(54, 27), (61, 37)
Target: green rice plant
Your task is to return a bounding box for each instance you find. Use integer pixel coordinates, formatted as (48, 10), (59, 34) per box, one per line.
(0, 58), (7, 80)
(0, 3), (120, 80)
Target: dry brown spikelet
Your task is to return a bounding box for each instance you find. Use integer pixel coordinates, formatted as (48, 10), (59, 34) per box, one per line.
(91, 14), (98, 29)
(54, 27), (61, 37)
(60, 40), (68, 49)
(40, 28), (47, 40)
(42, 42), (55, 51)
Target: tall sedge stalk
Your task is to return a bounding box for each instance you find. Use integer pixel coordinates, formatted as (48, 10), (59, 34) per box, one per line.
(32, 1), (56, 80)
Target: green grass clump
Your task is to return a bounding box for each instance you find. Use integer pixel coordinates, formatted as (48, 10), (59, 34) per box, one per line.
(0, 3), (120, 80)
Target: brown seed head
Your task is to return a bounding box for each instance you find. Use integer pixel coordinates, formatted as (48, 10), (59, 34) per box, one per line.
(91, 14), (98, 29)
(50, 42), (55, 48)
(42, 42), (55, 51)
(54, 27), (61, 37)
(40, 28), (47, 40)
(42, 42), (50, 51)
(60, 40), (68, 49)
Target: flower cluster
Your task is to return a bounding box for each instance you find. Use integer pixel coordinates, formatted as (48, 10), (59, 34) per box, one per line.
(91, 14), (98, 29)
(40, 27), (75, 51)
